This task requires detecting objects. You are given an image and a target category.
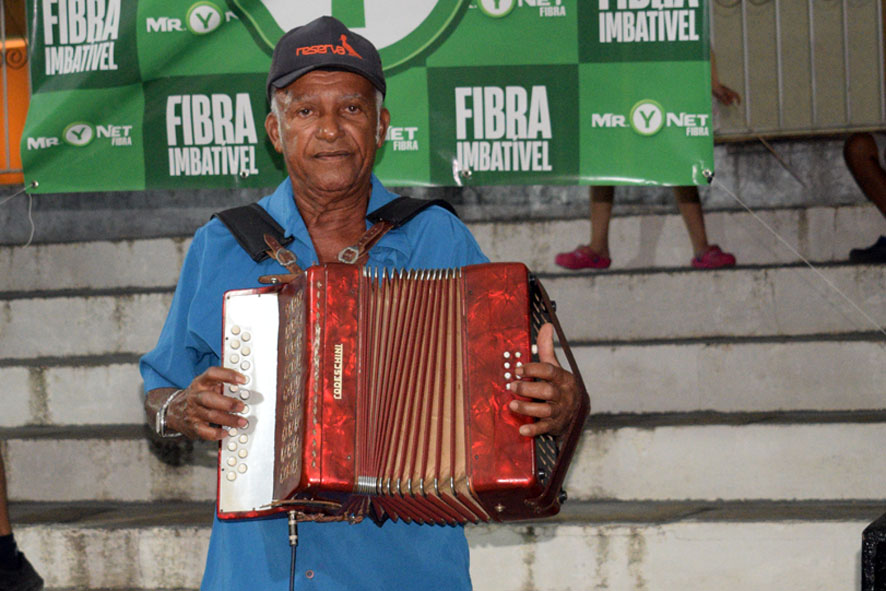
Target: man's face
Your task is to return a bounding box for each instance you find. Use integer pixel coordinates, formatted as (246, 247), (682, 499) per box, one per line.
(265, 70), (389, 199)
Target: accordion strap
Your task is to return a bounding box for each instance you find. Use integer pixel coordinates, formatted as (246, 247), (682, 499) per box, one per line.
(338, 197), (458, 265)
(526, 277), (591, 515)
(216, 196), (457, 274)
(213, 203), (294, 263)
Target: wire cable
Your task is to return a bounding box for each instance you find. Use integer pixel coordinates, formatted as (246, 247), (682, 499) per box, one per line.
(0, 180), (37, 247)
(708, 172), (886, 340)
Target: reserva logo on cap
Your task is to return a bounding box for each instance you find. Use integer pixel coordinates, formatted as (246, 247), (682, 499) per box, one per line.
(296, 34), (363, 58)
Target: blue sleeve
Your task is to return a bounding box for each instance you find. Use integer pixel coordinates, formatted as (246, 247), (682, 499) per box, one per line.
(139, 227), (216, 392)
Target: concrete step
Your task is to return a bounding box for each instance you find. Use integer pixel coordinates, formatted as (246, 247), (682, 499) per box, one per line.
(5, 415), (886, 504)
(474, 203), (885, 274)
(2, 337), (883, 428)
(10, 500), (884, 590)
(543, 263), (886, 342)
(2, 265), (883, 362)
(1, 204), (880, 293)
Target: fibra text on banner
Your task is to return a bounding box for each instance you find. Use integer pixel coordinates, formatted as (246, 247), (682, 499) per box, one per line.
(475, 0), (566, 18)
(166, 93), (260, 177)
(455, 85), (552, 173)
(42, 0), (120, 75)
(598, 0), (700, 43)
(386, 127), (419, 152)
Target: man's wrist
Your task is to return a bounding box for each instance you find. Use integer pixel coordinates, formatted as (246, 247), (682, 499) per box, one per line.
(155, 389), (185, 438)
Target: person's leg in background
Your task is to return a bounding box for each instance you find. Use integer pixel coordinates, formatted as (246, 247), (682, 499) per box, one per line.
(0, 454), (44, 591)
(555, 186), (614, 270)
(673, 186), (736, 269)
(843, 132), (886, 263)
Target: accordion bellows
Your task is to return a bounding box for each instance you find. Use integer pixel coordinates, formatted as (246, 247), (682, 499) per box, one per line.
(217, 262), (588, 525)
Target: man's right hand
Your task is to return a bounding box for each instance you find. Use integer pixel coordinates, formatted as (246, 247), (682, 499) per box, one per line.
(157, 367), (248, 440)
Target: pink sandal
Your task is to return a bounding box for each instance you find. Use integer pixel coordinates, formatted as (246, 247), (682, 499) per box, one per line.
(691, 245), (736, 269)
(555, 245), (612, 270)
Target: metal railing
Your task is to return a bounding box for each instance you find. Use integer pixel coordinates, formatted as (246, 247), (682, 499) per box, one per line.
(711, 0), (886, 139)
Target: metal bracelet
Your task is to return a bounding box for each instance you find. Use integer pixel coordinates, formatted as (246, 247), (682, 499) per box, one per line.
(155, 389), (185, 438)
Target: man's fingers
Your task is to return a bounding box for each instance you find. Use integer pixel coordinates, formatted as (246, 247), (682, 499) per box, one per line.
(509, 398), (558, 420)
(508, 378), (557, 401)
(535, 323), (561, 368)
(194, 367), (246, 390)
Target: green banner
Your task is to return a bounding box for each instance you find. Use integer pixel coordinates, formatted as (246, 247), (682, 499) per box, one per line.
(22, 0), (712, 193)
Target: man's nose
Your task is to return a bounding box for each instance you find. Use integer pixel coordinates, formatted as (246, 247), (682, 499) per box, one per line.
(316, 112), (343, 140)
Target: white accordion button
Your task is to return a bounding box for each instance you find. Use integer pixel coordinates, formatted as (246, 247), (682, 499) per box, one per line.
(229, 354), (240, 364)
(239, 435), (248, 444)
(227, 441), (237, 452)
(504, 362), (511, 369)
(240, 390), (250, 401)
(241, 404), (250, 415)
(237, 464), (248, 474)
(503, 351), (511, 359)
(240, 361), (251, 371)
(228, 428), (238, 437)
(229, 385), (239, 393)
(238, 448), (248, 459)
(242, 332), (252, 342)
(241, 347), (251, 356)
(231, 326), (241, 335)
(226, 457), (236, 467)
(515, 351), (522, 359)
(230, 340), (240, 350)
(531, 344), (538, 355)
(504, 372), (512, 380)
(226, 471), (236, 481)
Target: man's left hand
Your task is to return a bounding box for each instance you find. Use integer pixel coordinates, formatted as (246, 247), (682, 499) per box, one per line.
(507, 323), (584, 438)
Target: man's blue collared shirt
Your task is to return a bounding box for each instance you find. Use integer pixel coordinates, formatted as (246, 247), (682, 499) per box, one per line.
(140, 176), (488, 590)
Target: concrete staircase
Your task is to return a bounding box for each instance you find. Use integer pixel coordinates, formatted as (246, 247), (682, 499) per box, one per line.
(1, 203), (884, 590)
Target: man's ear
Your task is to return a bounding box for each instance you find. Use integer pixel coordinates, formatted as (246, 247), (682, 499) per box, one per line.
(376, 108), (391, 149)
(265, 111), (282, 153)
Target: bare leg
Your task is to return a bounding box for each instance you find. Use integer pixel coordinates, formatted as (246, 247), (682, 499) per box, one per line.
(589, 185), (615, 258)
(673, 186), (710, 257)
(844, 133), (886, 218)
(0, 454), (10, 536)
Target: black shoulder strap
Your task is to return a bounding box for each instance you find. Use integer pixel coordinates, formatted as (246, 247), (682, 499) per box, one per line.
(366, 196), (458, 228)
(212, 203), (294, 263)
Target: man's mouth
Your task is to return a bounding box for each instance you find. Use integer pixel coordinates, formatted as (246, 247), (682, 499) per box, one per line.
(314, 150), (350, 159)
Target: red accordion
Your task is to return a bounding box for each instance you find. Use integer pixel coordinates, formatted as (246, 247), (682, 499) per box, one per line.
(217, 262), (588, 524)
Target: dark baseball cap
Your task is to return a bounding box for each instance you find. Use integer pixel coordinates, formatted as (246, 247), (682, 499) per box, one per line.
(266, 16), (386, 103)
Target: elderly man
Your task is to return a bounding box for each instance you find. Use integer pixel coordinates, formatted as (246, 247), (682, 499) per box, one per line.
(141, 16), (581, 590)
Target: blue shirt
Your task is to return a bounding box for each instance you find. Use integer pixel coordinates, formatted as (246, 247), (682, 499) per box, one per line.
(140, 176), (488, 591)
